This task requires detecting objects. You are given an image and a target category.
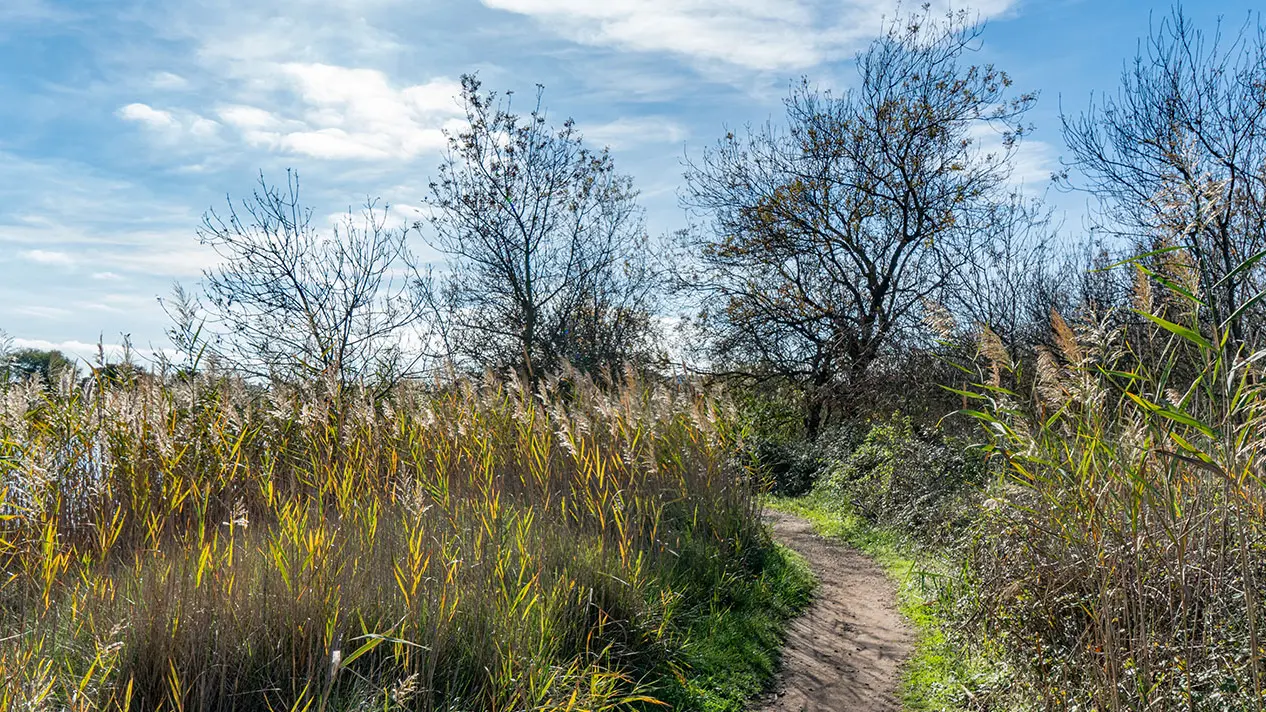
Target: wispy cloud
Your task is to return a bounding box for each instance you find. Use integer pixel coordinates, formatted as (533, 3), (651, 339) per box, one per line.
(0, 152), (211, 347)
(19, 249), (76, 269)
(118, 103), (220, 141)
(1008, 140), (1060, 191)
(969, 124), (1059, 193)
(12, 305), (72, 321)
(0, 0), (77, 24)
(81, 293), (157, 314)
(584, 116), (688, 150)
(149, 71), (190, 90)
(478, 0), (1018, 71)
(0, 153), (199, 255)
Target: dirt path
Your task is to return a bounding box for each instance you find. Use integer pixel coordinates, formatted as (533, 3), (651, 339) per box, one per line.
(756, 510), (916, 712)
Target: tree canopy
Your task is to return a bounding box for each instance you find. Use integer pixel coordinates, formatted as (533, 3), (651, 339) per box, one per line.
(680, 9), (1038, 435)
(423, 75), (662, 383)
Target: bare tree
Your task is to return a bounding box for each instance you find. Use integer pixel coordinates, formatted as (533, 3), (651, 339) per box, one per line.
(680, 9), (1037, 436)
(422, 75), (661, 383)
(944, 197), (1073, 348)
(199, 172), (431, 396)
(1061, 7), (1266, 347)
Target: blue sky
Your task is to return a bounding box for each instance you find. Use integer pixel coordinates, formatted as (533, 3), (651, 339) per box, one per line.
(0, 0), (1260, 363)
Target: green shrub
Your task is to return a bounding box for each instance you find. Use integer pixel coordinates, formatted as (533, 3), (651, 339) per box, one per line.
(749, 438), (822, 496)
(815, 416), (984, 544)
(730, 383), (830, 496)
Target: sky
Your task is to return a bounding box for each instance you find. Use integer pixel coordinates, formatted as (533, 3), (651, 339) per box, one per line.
(0, 0), (1260, 364)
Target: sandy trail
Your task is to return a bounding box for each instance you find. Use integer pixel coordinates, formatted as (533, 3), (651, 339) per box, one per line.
(756, 510), (915, 712)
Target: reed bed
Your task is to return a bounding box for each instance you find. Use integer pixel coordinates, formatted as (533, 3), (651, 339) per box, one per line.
(0, 368), (767, 711)
(966, 294), (1266, 710)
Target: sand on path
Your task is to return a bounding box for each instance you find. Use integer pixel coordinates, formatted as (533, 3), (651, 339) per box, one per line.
(755, 510), (916, 712)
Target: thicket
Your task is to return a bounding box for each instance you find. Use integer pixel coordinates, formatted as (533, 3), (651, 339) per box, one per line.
(0, 368), (805, 711)
(813, 417), (985, 546)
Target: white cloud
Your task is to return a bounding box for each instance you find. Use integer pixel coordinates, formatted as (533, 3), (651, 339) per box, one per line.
(216, 105), (279, 131)
(12, 338), (103, 359)
(969, 123), (1059, 192)
(0, 152), (192, 237)
(119, 103), (178, 130)
(11, 338), (172, 366)
(7, 227), (221, 278)
(118, 102), (220, 140)
(12, 305), (72, 321)
(0, 152), (212, 364)
(479, 0), (1018, 70)
(82, 293), (157, 314)
(110, 1), (479, 167)
(100, 242), (219, 277)
(1008, 140), (1060, 190)
(19, 249), (76, 268)
(6, 226), (216, 278)
(214, 65), (463, 161)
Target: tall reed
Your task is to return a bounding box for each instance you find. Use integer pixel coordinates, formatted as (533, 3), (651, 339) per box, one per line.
(965, 269), (1266, 710)
(0, 367), (764, 711)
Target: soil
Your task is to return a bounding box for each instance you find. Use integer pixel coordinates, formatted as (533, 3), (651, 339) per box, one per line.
(756, 510), (916, 712)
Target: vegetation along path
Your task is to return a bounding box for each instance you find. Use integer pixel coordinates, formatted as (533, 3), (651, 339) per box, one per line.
(758, 510), (915, 712)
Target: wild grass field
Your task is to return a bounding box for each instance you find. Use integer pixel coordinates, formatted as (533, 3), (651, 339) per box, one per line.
(0, 369), (809, 711)
(963, 302), (1266, 709)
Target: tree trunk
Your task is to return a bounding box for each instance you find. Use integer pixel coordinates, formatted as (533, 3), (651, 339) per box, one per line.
(804, 396), (825, 442)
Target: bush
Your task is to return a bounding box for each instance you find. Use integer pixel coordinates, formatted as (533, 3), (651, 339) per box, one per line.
(730, 383), (826, 496)
(815, 416), (984, 544)
(750, 438), (822, 496)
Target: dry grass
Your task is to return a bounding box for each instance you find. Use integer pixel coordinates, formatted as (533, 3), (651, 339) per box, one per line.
(0, 368), (767, 711)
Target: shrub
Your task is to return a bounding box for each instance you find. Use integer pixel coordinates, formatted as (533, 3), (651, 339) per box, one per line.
(815, 416), (984, 544)
(730, 383), (825, 496)
(749, 438), (822, 497)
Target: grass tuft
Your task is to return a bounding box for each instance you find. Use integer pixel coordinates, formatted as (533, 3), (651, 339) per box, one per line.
(662, 543), (815, 712)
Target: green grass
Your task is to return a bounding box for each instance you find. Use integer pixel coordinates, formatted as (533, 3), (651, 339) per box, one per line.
(766, 495), (1011, 712)
(663, 542), (816, 712)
